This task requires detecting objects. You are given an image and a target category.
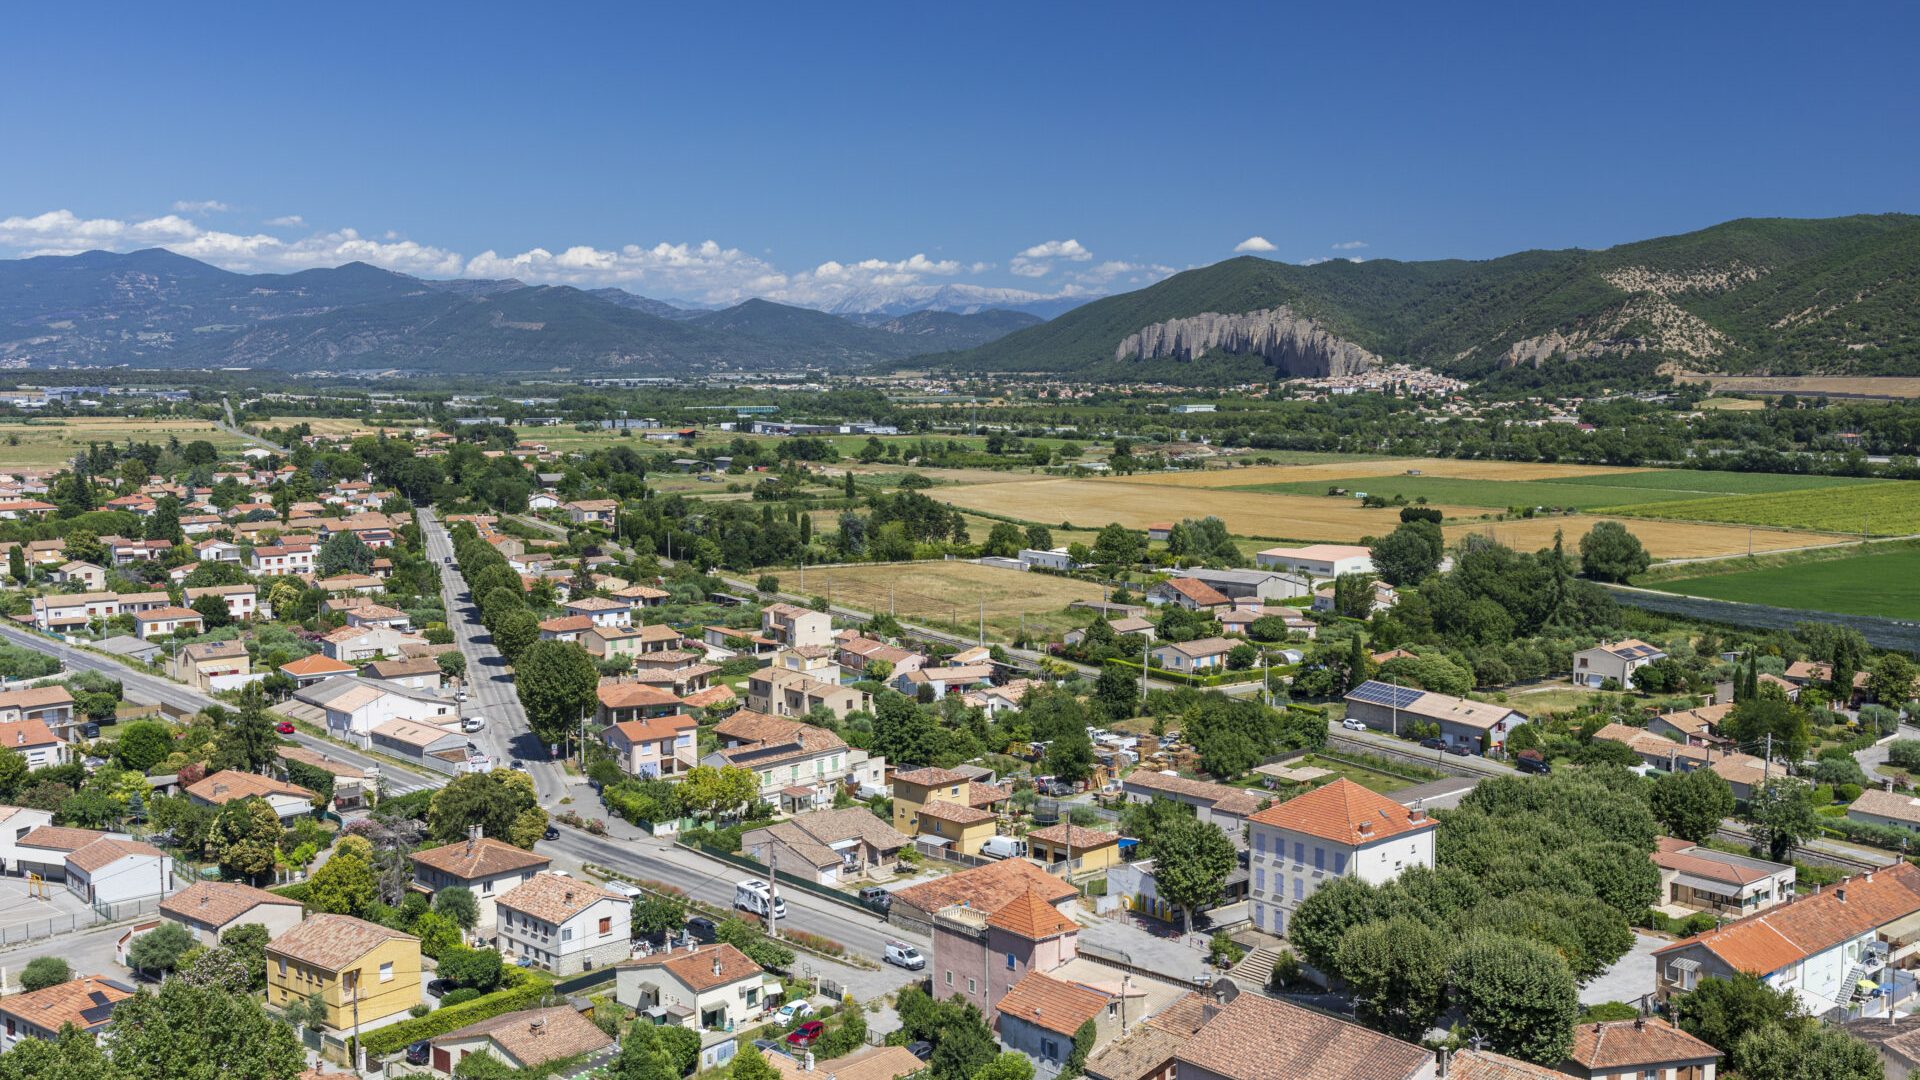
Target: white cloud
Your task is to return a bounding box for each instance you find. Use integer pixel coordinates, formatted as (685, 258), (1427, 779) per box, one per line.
(0, 206), (1117, 311)
(1234, 236), (1276, 253)
(1017, 238), (1091, 261)
(1331, 240), (1368, 250)
(171, 199), (230, 214)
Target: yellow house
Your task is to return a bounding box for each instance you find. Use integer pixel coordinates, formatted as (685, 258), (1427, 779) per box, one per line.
(267, 913), (422, 1033)
(891, 766), (974, 835)
(912, 800), (1000, 855)
(1025, 823), (1122, 874)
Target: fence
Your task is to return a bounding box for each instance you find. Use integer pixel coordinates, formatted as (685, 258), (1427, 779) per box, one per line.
(1605, 585), (1920, 652)
(913, 839), (990, 869)
(677, 840), (873, 915)
(0, 909), (101, 946)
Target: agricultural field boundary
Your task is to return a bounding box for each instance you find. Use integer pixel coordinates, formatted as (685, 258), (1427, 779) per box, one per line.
(1603, 585), (1920, 653)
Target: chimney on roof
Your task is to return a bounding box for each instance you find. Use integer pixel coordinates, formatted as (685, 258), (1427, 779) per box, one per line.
(1356, 820), (1372, 837)
(712, 955), (722, 976)
(1435, 1049), (1449, 1078)
(1837, 887), (1847, 903)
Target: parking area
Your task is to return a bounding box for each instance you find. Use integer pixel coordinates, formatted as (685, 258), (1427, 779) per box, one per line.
(0, 874), (99, 946)
(1580, 931), (1663, 1006)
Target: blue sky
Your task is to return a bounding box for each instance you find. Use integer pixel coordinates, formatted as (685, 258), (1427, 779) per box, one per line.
(1, 1), (1914, 309)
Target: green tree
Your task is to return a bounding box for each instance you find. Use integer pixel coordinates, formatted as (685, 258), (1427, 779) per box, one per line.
(1041, 726), (1096, 783)
(0, 749), (25, 802)
(319, 529), (375, 577)
(1578, 521), (1651, 583)
(1023, 525), (1053, 551)
(715, 918), (793, 970)
(492, 608), (541, 664)
(213, 683), (279, 773)
(127, 922), (196, 977)
(208, 797), (281, 883)
(1676, 973), (1799, 1054)
(1288, 876), (1386, 972)
(1093, 664), (1138, 721)
(973, 1053), (1035, 1080)
(7, 544), (25, 584)
(434, 885), (479, 930)
(1722, 685), (1811, 763)
(1868, 653), (1917, 706)
(144, 497), (183, 544)
(1744, 778), (1823, 863)
(20, 956), (72, 991)
(63, 528), (105, 566)
(1447, 932), (1579, 1064)
(1091, 523), (1142, 568)
(0, 1023), (118, 1080)
(1370, 521), (1444, 586)
(1649, 768), (1735, 844)
(927, 1002), (998, 1080)
(871, 690), (943, 767)
(101, 976), (306, 1080)
(1334, 916), (1452, 1038)
(1152, 814), (1237, 934)
(112, 720), (175, 773)
(189, 592), (233, 629)
(514, 640), (600, 748)
(1732, 1020), (1880, 1080)
(982, 522), (1024, 559)
(680, 764), (759, 821)
(307, 835), (378, 916)
(437, 945), (505, 992)
(730, 1047), (780, 1080)
(427, 769), (540, 844)
(1062, 1019), (1097, 1079)
(632, 893), (687, 940)
(452, 1051), (517, 1080)
(217, 924), (272, 992)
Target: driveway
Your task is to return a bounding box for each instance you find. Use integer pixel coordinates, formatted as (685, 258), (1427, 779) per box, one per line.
(1856, 724), (1920, 782)
(1580, 931), (1663, 1006)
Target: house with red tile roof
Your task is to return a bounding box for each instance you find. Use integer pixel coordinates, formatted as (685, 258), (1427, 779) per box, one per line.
(932, 887), (1083, 1021)
(1564, 1017), (1719, 1079)
(1655, 862), (1920, 1016)
(1652, 836), (1796, 917)
(1146, 576), (1230, 612)
(1246, 778), (1436, 937)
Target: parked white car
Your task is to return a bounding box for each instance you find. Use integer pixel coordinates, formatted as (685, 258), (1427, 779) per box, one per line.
(461, 716), (486, 733)
(1340, 718), (1368, 732)
(777, 1001), (814, 1023)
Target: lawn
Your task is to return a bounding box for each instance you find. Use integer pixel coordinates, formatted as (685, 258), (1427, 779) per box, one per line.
(0, 417), (250, 468)
(1604, 482), (1920, 535)
(1288, 753), (1420, 794)
(1117, 457), (1646, 489)
(1647, 546), (1920, 618)
(782, 558), (1108, 640)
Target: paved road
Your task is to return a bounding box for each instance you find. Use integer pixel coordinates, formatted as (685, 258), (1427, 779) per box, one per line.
(0, 623), (437, 795)
(418, 509), (569, 804)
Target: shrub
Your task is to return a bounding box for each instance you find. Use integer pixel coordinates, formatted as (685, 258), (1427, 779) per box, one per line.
(361, 981), (553, 1056)
(1889, 740), (1920, 772)
(439, 988), (482, 1007)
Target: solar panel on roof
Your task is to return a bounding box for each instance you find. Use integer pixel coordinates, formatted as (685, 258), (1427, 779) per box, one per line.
(1347, 681), (1424, 709)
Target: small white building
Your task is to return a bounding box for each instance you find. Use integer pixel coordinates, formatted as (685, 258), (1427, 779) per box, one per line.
(1245, 778), (1436, 936)
(1572, 639), (1667, 689)
(615, 942), (775, 1032)
(0, 805), (55, 874)
(409, 833), (552, 932)
(496, 872), (632, 976)
(1018, 547), (1078, 571)
(64, 837), (174, 907)
(1254, 544), (1375, 579)
(159, 880), (305, 944)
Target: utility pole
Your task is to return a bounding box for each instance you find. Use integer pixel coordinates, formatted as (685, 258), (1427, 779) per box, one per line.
(766, 847), (780, 941)
(1140, 630), (1150, 701)
(1764, 731), (1772, 783)
(979, 593), (985, 646)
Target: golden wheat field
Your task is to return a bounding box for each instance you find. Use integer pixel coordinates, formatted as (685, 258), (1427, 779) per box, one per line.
(934, 478), (1457, 540)
(931, 476), (1849, 558)
(1440, 516), (1851, 559)
(1115, 458), (1651, 489)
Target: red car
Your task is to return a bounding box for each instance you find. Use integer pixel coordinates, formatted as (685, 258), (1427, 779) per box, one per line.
(275, 721), (296, 735)
(786, 1021), (824, 1048)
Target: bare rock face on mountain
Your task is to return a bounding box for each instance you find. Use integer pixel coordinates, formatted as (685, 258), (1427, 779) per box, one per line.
(1115, 306), (1378, 376)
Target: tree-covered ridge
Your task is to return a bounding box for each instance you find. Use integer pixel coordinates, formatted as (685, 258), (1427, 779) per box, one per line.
(938, 214), (1920, 379)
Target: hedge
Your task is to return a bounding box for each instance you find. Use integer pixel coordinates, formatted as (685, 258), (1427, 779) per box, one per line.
(361, 980), (553, 1056)
(1103, 658), (1278, 688)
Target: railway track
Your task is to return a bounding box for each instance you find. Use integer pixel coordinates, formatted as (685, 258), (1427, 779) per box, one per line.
(1325, 732), (1519, 779)
(1713, 824), (1896, 873)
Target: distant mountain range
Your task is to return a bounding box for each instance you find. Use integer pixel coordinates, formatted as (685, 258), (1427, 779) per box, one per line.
(0, 249), (1043, 373)
(933, 214), (1920, 380)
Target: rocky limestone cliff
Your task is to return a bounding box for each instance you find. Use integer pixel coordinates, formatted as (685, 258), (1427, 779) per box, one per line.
(1115, 306), (1378, 377)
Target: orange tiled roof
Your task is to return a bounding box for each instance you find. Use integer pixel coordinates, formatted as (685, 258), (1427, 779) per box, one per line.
(1247, 777), (1436, 846)
(1176, 991), (1432, 1080)
(1569, 1018), (1719, 1070)
(892, 857), (1074, 916)
(1656, 863), (1920, 974)
(995, 971), (1110, 1037)
(987, 887), (1078, 940)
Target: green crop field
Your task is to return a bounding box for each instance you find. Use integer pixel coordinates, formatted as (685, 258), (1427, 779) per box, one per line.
(1546, 471), (1889, 495)
(1649, 547), (1920, 618)
(1605, 482), (1920, 535)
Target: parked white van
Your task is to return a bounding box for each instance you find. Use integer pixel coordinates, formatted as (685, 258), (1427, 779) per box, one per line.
(980, 836), (1027, 860)
(734, 878), (788, 919)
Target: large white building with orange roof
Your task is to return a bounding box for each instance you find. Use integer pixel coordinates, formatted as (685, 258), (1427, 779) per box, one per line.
(1244, 777), (1436, 936)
